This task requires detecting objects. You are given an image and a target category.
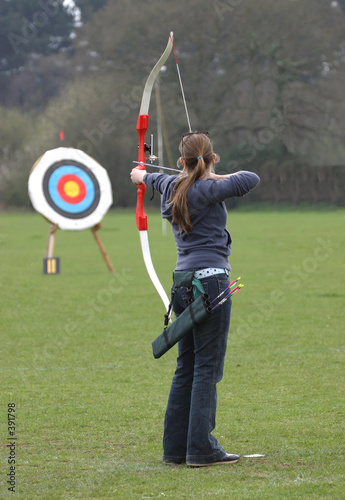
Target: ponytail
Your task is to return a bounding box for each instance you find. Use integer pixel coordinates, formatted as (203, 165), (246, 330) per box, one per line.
(169, 133), (219, 233)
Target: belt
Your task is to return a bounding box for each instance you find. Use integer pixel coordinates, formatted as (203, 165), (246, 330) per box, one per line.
(194, 268), (229, 279)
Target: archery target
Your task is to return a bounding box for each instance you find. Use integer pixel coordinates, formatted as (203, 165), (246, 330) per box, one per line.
(28, 148), (113, 230)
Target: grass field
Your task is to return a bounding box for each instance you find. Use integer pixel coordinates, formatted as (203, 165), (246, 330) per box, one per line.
(1, 208), (344, 499)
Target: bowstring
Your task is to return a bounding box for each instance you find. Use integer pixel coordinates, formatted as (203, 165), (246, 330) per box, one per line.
(170, 34), (192, 133)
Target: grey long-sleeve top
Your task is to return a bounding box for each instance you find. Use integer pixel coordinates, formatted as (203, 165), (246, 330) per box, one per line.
(143, 170), (260, 271)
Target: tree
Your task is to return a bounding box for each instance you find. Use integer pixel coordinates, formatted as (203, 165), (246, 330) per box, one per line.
(73, 0), (345, 168)
(0, 0), (75, 73)
(74, 0), (107, 22)
(0, 106), (35, 206)
(2, 0), (345, 206)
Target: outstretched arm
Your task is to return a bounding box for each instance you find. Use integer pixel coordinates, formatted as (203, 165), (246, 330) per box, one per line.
(209, 171), (242, 181)
(203, 170), (260, 201)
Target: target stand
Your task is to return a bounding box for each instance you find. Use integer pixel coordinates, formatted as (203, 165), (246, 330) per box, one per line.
(44, 257), (60, 275)
(29, 148), (114, 273)
(43, 223), (60, 275)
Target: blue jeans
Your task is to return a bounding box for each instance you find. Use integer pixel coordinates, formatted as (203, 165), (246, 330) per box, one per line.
(163, 272), (231, 464)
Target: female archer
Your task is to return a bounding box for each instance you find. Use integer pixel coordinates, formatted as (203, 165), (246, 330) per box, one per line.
(130, 131), (260, 467)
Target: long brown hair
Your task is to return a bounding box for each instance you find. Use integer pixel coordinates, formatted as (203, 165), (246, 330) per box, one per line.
(169, 132), (219, 233)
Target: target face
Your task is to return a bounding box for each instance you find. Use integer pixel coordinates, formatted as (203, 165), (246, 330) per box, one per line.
(28, 148), (113, 230)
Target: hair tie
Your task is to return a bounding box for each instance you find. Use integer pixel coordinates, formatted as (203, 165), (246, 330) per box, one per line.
(197, 156), (203, 160)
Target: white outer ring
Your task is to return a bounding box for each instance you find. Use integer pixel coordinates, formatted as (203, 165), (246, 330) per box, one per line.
(28, 147), (113, 231)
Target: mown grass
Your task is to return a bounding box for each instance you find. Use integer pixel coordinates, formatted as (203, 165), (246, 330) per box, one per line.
(1, 208), (344, 499)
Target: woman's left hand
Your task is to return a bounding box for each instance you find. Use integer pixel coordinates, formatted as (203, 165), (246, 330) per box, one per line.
(130, 168), (146, 185)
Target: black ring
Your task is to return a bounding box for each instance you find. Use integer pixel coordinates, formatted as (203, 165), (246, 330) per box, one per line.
(42, 160), (101, 219)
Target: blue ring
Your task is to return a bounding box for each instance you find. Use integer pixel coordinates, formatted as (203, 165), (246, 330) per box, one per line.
(48, 165), (95, 214)
(43, 160), (101, 220)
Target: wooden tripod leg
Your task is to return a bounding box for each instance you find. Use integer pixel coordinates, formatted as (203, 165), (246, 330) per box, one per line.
(91, 224), (114, 272)
(46, 224), (58, 258)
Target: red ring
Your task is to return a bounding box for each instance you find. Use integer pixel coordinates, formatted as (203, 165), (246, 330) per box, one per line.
(57, 174), (86, 204)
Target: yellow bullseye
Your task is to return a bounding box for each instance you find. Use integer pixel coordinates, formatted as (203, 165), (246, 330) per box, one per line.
(64, 180), (80, 198)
